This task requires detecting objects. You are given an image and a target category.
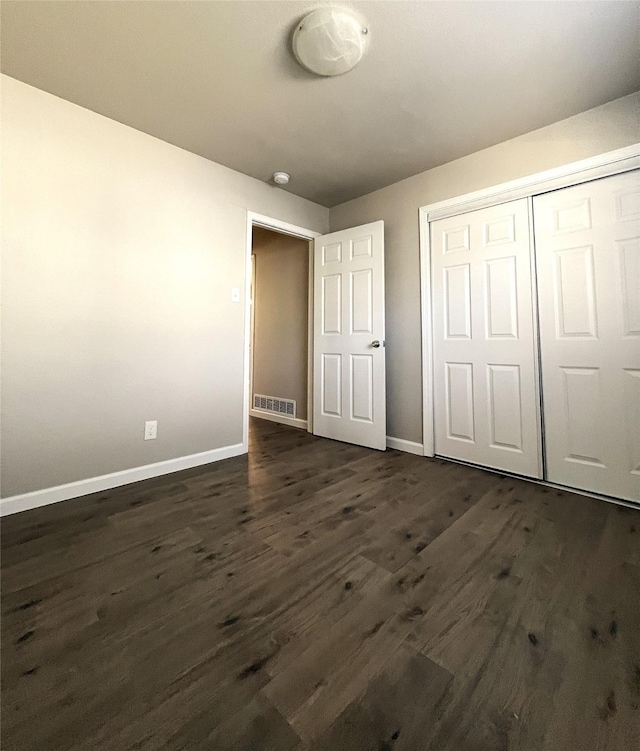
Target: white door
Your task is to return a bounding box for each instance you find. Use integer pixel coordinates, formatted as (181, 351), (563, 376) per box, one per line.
(313, 221), (386, 450)
(431, 199), (542, 477)
(533, 170), (640, 501)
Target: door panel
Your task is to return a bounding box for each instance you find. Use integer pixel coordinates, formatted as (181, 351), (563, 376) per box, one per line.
(620, 238), (640, 335)
(350, 270), (373, 333)
(485, 256), (518, 338)
(321, 275), (341, 334)
(321, 354), (341, 417)
(350, 355), (374, 422)
(487, 364), (523, 451)
(560, 366), (605, 466)
(313, 221), (385, 449)
(533, 170), (640, 501)
(444, 264), (472, 338)
(552, 246), (598, 337)
(431, 199), (542, 477)
(624, 370), (640, 476)
(445, 362), (475, 442)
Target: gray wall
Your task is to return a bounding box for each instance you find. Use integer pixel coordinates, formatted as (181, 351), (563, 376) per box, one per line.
(1, 76), (328, 498)
(330, 91), (640, 445)
(251, 227), (309, 421)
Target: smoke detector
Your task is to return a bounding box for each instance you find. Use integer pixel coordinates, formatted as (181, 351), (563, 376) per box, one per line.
(273, 171), (290, 185)
(292, 7), (370, 77)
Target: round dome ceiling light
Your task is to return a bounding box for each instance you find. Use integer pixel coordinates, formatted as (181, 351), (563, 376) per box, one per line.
(273, 171), (290, 185)
(292, 7), (370, 77)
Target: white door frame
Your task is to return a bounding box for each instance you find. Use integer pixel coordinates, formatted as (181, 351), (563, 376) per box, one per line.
(419, 143), (640, 458)
(244, 212), (321, 449)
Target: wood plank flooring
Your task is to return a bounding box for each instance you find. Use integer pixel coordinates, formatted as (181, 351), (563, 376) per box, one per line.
(2, 418), (639, 750)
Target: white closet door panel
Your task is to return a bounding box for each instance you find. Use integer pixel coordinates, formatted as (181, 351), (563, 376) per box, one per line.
(431, 199), (542, 477)
(487, 364), (524, 452)
(445, 362), (475, 442)
(534, 170), (640, 501)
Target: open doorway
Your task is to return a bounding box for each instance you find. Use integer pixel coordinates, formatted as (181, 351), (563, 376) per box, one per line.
(249, 226), (312, 431)
(243, 213), (386, 452)
(243, 213), (320, 449)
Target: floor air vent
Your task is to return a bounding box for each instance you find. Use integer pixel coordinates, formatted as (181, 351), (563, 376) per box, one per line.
(253, 394), (296, 417)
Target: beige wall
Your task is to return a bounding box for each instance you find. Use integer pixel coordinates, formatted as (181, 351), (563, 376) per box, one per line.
(1, 75), (328, 498)
(251, 228), (309, 421)
(330, 91), (640, 445)
(3, 75), (638, 498)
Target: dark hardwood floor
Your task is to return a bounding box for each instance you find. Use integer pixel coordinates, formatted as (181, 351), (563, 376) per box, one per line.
(2, 418), (639, 750)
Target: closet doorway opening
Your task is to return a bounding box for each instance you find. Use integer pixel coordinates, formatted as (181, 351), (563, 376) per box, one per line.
(245, 214), (318, 448)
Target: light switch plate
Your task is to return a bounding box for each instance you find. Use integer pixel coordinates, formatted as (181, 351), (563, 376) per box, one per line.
(231, 287), (240, 303)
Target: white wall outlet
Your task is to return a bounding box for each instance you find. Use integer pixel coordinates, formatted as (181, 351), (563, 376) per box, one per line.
(231, 287), (240, 303)
(144, 420), (158, 440)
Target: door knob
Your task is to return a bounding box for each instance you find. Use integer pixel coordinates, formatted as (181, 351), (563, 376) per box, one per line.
(371, 340), (381, 348)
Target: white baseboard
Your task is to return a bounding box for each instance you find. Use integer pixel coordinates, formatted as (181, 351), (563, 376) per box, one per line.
(0, 442), (246, 517)
(386, 436), (424, 455)
(250, 409), (308, 430)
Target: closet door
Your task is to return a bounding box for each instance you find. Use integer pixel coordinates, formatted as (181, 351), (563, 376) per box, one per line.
(431, 199), (542, 478)
(534, 171), (640, 501)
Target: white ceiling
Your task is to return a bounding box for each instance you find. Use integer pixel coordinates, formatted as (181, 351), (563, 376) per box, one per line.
(2, 1), (639, 207)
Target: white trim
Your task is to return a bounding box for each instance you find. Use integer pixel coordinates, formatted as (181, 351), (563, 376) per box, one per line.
(420, 144), (640, 222)
(250, 409), (308, 430)
(0, 443), (246, 517)
(527, 194), (545, 480)
(386, 436), (424, 455)
(243, 216), (254, 451)
(245, 212), (319, 447)
(248, 212), (322, 241)
(419, 145), (640, 482)
(249, 253), (256, 433)
(307, 242), (314, 434)
(419, 206), (435, 457)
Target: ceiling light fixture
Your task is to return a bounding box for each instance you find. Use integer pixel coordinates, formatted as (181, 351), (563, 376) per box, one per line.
(273, 171), (290, 185)
(292, 7), (369, 77)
